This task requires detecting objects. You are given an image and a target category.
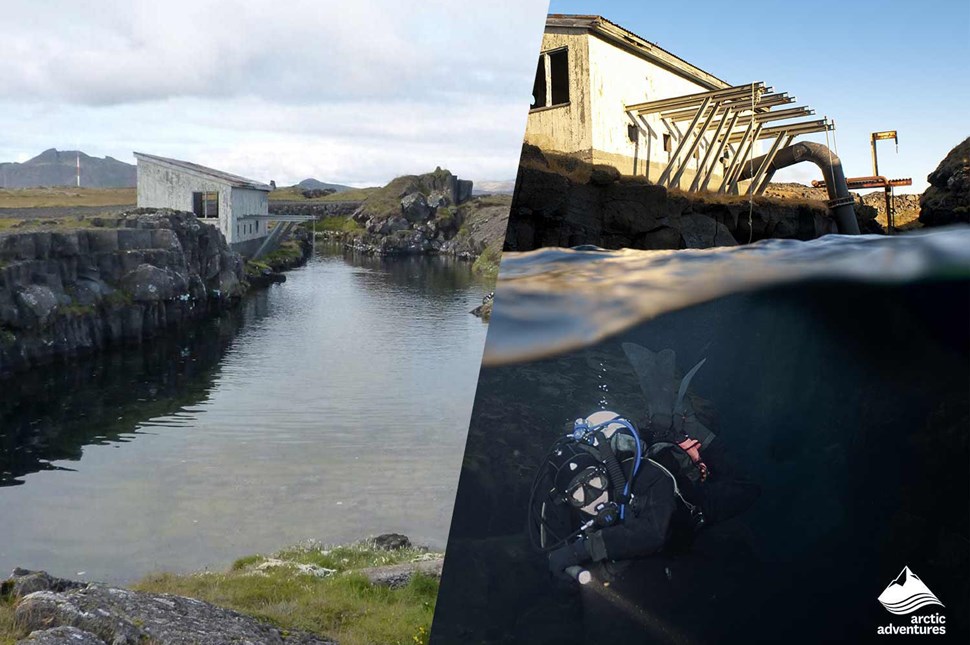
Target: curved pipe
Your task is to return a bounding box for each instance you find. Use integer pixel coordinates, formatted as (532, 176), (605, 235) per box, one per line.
(737, 141), (860, 235)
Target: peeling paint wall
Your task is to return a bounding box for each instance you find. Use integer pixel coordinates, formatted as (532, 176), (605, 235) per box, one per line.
(523, 28), (737, 190)
(524, 30), (592, 158)
(136, 160), (268, 244)
(587, 35), (712, 185)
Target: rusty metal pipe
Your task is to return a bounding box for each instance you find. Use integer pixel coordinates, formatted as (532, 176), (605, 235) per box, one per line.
(736, 141), (860, 235)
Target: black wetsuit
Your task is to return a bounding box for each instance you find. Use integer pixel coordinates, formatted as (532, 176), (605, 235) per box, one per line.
(578, 439), (761, 643)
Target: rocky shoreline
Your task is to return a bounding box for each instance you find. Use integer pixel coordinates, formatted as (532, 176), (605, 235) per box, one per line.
(504, 144), (882, 252)
(311, 169), (510, 274)
(1, 535), (441, 645)
(0, 210), (310, 376)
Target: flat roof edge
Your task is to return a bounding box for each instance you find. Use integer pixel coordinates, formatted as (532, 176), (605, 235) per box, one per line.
(546, 14), (730, 91)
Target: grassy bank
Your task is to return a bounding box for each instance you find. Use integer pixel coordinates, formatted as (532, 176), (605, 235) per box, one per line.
(1, 541), (440, 645)
(269, 186), (378, 203)
(312, 216), (363, 234)
(0, 187), (135, 209)
(0, 599), (16, 645)
(0, 216), (101, 232)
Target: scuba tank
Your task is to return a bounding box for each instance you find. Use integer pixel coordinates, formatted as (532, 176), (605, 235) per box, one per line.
(528, 345), (717, 581)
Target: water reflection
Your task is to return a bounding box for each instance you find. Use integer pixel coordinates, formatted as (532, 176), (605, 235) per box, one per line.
(0, 244), (489, 583)
(0, 313), (242, 486)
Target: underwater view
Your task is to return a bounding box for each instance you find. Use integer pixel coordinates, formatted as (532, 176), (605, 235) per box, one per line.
(432, 228), (969, 644)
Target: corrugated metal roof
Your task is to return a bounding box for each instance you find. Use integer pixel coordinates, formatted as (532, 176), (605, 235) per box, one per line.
(133, 152), (272, 191)
(546, 14), (729, 91)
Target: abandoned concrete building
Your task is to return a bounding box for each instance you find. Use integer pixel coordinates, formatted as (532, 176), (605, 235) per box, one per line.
(528, 15), (835, 195)
(134, 152), (271, 255)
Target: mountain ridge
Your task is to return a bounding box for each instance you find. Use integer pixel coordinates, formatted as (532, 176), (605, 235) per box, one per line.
(0, 148), (136, 189)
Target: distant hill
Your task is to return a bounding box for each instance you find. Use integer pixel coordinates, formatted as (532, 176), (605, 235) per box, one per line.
(472, 180), (515, 195)
(0, 149), (136, 189)
(296, 178), (353, 192)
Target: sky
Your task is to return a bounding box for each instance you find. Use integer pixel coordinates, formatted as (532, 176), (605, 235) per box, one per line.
(1, 0), (549, 187)
(550, 0), (970, 193)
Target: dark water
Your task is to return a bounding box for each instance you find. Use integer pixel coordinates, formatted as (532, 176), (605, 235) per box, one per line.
(0, 244), (489, 583)
(433, 230), (970, 644)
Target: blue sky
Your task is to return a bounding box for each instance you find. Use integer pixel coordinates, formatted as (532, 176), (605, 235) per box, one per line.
(549, 0), (970, 193)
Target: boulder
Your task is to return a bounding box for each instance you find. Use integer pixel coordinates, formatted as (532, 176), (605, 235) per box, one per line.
(119, 265), (188, 303)
(9, 577), (333, 645)
(426, 190), (451, 209)
(401, 192), (432, 223)
(372, 533), (411, 550)
(919, 137), (970, 227)
(456, 179), (474, 204)
(18, 626), (105, 644)
(14, 285), (59, 326)
(358, 558), (444, 589)
(680, 213), (738, 248)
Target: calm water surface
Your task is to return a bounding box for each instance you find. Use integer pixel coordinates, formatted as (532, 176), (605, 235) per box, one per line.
(0, 244), (489, 583)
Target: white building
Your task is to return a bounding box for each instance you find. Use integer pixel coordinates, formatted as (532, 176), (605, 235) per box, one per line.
(134, 152), (271, 254)
(527, 15), (831, 194)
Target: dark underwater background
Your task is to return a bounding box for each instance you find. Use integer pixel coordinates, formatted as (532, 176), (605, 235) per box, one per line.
(432, 232), (969, 644)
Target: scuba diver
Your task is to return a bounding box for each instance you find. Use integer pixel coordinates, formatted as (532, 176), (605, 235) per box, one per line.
(528, 343), (761, 586)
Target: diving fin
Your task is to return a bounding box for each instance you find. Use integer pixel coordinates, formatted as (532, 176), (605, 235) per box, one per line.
(621, 343), (677, 420)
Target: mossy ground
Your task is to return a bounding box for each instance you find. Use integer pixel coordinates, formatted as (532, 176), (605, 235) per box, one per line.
(268, 186), (380, 203)
(0, 542), (440, 645)
(471, 240), (502, 280)
(312, 216), (363, 234)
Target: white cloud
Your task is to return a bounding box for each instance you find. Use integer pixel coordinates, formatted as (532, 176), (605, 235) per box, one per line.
(1, 0), (549, 184)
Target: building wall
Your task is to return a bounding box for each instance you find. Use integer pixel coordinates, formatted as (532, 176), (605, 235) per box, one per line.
(137, 160), (271, 244)
(586, 35), (717, 186)
(231, 188), (269, 243)
(523, 30), (593, 158)
(137, 160), (233, 239)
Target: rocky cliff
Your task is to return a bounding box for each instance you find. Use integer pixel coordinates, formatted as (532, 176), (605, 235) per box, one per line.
(504, 145), (879, 252)
(0, 210), (245, 375)
(318, 168), (509, 265)
(919, 137), (970, 227)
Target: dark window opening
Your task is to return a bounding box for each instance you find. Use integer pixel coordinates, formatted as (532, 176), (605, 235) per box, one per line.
(192, 191), (219, 218)
(530, 48), (569, 110)
(549, 49), (569, 106)
(530, 56), (546, 110)
(663, 134), (672, 152)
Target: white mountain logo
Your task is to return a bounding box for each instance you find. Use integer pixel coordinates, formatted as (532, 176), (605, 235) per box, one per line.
(877, 566), (945, 615)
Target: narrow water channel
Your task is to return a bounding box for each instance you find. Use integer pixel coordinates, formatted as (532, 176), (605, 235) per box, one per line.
(0, 243), (490, 583)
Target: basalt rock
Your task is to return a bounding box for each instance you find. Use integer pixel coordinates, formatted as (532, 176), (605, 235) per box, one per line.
(504, 144), (877, 252)
(0, 210), (245, 376)
(5, 571), (332, 645)
(919, 137), (970, 227)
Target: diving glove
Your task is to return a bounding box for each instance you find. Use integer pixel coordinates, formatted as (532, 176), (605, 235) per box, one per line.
(548, 539), (590, 577)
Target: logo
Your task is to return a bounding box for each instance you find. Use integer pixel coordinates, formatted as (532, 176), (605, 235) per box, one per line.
(878, 566), (944, 615)
(876, 566), (946, 636)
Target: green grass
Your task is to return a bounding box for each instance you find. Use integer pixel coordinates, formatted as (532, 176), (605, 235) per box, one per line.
(0, 216), (100, 232)
(135, 542), (440, 645)
(313, 216), (363, 233)
(0, 542), (439, 645)
(261, 240), (304, 267)
(471, 240), (502, 280)
(0, 597), (19, 645)
(269, 186), (379, 203)
(0, 187), (135, 209)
